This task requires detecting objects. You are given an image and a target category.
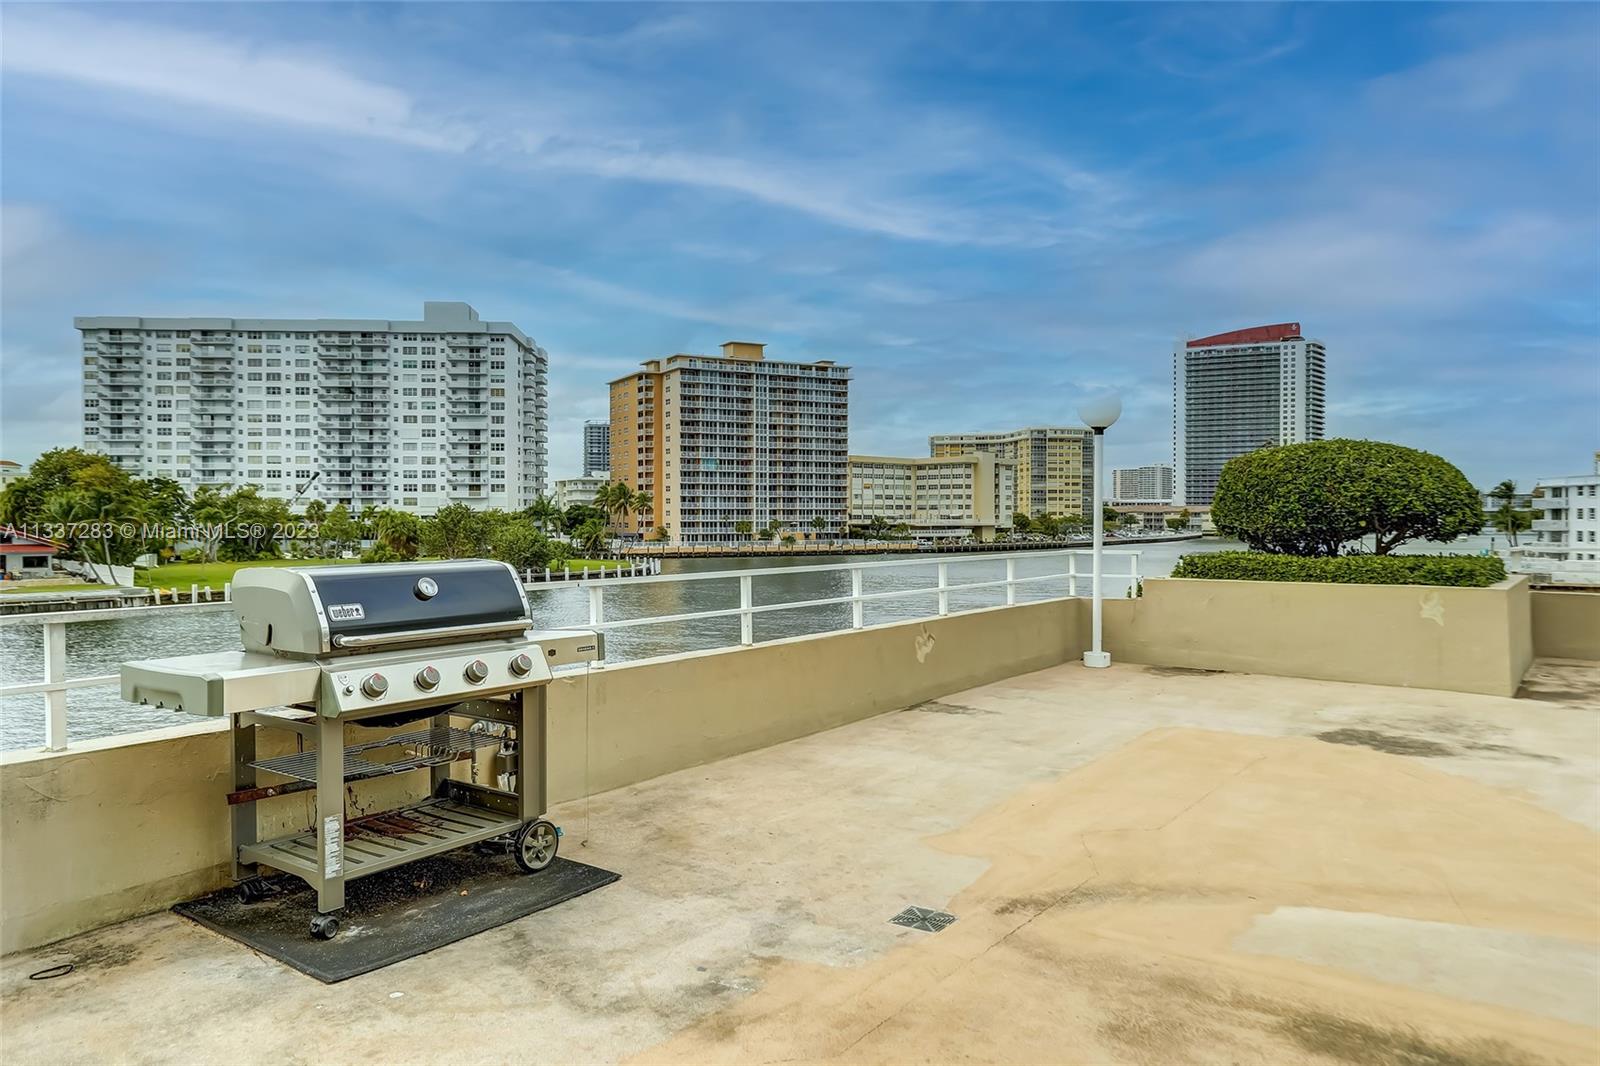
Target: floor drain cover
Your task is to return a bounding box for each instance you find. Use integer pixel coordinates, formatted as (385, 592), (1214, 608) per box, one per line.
(889, 906), (957, 933)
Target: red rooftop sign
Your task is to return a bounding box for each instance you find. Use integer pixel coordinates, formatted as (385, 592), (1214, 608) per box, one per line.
(1186, 323), (1302, 348)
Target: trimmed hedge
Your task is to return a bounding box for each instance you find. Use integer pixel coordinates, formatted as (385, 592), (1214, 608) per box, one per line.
(1170, 551), (1506, 588)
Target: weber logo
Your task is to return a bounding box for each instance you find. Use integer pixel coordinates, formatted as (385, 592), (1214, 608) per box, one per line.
(327, 603), (366, 622)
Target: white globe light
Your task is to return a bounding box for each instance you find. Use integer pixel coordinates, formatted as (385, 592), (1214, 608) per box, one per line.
(1078, 394), (1122, 430)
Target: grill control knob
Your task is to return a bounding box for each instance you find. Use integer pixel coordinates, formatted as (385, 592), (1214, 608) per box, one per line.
(508, 653), (533, 677)
(463, 659), (489, 685)
(414, 666), (441, 691)
(360, 673), (389, 699)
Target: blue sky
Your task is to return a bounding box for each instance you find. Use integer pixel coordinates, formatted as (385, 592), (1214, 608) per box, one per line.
(2, 2), (1596, 488)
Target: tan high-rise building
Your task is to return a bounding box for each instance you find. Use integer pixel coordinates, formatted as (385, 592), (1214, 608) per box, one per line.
(928, 426), (1094, 518)
(609, 342), (850, 543)
(848, 453), (1016, 542)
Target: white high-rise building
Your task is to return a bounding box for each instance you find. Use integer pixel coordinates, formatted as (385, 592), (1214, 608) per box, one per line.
(1173, 323), (1326, 507)
(1111, 463), (1173, 503)
(582, 420), (611, 478)
(76, 302), (547, 511)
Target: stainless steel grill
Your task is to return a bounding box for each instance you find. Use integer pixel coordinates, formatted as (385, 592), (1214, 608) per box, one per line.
(121, 560), (600, 940)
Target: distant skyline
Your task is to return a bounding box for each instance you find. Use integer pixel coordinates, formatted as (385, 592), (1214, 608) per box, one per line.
(2, 2), (1596, 490)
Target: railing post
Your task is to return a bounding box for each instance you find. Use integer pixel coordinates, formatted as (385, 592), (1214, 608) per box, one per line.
(739, 575), (754, 646)
(224, 581), (232, 602)
(851, 568), (864, 629)
(43, 621), (67, 752)
(1130, 552), (1141, 598)
(191, 583), (198, 604)
(587, 585), (605, 666)
(1006, 558), (1016, 605)
(1068, 552), (1079, 597)
(937, 562), (949, 616)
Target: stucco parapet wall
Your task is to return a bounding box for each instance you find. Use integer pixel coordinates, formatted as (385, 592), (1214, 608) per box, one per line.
(1529, 589), (1600, 661)
(1103, 575), (1533, 697)
(0, 600), (1087, 954)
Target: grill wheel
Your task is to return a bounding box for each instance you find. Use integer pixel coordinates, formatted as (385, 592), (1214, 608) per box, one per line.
(515, 819), (559, 873)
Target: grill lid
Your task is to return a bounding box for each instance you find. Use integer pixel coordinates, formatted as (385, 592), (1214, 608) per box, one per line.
(234, 560), (530, 656)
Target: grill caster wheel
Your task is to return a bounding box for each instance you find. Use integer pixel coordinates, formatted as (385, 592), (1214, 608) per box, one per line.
(514, 819), (559, 873)
(237, 877), (270, 904)
(310, 914), (340, 940)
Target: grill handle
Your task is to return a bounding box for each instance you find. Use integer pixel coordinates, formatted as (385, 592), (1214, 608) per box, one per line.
(330, 619), (532, 650)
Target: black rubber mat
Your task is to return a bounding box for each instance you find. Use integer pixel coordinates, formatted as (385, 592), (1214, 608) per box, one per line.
(173, 849), (618, 983)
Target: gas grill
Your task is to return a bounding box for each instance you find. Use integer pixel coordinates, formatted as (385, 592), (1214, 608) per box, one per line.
(121, 560), (600, 940)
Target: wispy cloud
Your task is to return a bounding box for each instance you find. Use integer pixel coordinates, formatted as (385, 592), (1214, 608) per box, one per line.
(1, 8), (474, 151)
(0, 7), (1131, 248)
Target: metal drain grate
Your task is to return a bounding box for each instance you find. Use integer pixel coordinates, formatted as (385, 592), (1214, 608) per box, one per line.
(889, 906), (957, 933)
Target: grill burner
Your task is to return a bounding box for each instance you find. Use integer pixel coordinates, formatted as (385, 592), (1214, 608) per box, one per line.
(121, 560), (600, 940)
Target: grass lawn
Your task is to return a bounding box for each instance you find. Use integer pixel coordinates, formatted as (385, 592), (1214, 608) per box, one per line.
(136, 557), (346, 589)
(137, 556), (629, 588)
(0, 582), (120, 595)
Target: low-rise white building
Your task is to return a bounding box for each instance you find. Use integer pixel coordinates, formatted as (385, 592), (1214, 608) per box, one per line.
(1509, 453), (1600, 584)
(554, 472), (608, 510)
(849, 453), (1016, 542)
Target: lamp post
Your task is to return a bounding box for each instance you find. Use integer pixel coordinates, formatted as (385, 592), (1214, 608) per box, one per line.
(1077, 394), (1121, 668)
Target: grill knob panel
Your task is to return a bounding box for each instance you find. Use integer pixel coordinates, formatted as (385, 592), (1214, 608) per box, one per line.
(509, 653), (533, 678)
(414, 666), (441, 691)
(360, 673), (389, 699)
(463, 659), (489, 685)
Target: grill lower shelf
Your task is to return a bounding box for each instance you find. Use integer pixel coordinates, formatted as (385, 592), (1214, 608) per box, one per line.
(239, 798), (522, 884)
(250, 726), (505, 784)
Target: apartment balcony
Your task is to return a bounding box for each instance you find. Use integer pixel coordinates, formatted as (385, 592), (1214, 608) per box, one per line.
(1532, 518), (1569, 533)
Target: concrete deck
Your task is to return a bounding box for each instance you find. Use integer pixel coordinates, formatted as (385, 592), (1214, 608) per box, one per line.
(3, 659), (1597, 1065)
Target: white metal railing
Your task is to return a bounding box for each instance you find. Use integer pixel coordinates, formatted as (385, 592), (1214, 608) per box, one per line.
(0, 549), (1139, 753)
(565, 548), (1140, 665)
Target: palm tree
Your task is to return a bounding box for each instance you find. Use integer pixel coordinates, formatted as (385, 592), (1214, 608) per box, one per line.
(631, 489), (652, 528)
(574, 517), (608, 555)
(1488, 479), (1527, 546)
(733, 520), (754, 543)
(809, 516), (828, 542)
(596, 481), (636, 531)
(527, 494), (560, 533)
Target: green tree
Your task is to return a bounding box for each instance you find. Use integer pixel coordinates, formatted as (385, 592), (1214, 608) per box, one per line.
(421, 502), (492, 558)
(1011, 512), (1034, 535)
(573, 517), (608, 555)
(0, 448), (185, 569)
(1165, 508), (1193, 532)
(373, 509), (421, 559)
(733, 520), (754, 541)
(1487, 480), (1535, 547)
(1212, 439), (1483, 556)
(652, 525), (669, 541)
(561, 503), (607, 534)
(631, 489), (652, 528)
(809, 515), (828, 540)
(595, 481), (636, 530)
(320, 503), (362, 557)
(488, 519), (570, 573)
(527, 494), (561, 533)
(302, 499), (328, 526)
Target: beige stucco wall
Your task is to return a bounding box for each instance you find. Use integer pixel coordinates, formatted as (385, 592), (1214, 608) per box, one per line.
(1103, 576), (1534, 698)
(1530, 589), (1600, 661)
(0, 601), (1086, 954)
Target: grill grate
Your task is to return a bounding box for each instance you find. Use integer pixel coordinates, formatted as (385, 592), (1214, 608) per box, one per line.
(251, 727), (504, 784)
(888, 906), (957, 933)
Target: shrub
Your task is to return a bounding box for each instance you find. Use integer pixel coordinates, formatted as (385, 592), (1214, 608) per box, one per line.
(1212, 440), (1482, 556)
(1171, 551), (1506, 587)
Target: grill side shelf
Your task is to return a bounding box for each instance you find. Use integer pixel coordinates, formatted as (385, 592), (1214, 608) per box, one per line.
(249, 726), (504, 784)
